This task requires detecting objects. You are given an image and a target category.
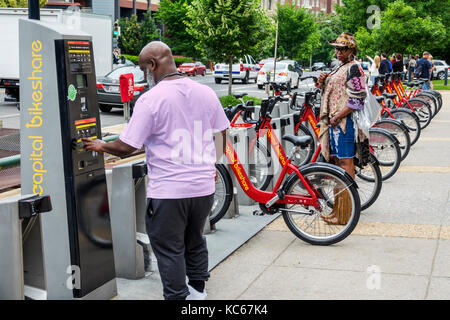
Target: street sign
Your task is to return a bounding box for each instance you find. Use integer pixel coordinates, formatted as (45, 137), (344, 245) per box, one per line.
(113, 48), (121, 59)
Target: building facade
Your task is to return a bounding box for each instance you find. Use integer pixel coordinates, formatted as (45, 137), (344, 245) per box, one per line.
(261, 0), (342, 14)
(45, 0), (160, 20)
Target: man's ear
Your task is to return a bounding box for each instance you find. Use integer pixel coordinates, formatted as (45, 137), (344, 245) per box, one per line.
(149, 58), (157, 72)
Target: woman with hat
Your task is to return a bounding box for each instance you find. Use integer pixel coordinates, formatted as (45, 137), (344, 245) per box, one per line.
(316, 32), (367, 225)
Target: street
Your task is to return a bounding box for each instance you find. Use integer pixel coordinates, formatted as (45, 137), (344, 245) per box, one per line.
(0, 72), (322, 130)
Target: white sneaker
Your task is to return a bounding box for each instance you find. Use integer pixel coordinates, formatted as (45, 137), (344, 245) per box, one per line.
(186, 284), (207, 300)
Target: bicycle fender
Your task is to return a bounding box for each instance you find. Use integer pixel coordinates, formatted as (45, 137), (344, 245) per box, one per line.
(285, 162), (359, 190)
(369, 127), (400, 146)
(376, 118), (410, 133)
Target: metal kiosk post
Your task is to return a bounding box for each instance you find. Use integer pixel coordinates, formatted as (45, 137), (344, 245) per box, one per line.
(0, 194), (52, 300)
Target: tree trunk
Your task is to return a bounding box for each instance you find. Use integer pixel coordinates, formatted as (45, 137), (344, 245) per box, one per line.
(228, 56), (233, 96)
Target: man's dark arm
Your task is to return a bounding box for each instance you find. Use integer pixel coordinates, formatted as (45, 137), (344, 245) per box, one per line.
(82, 137), (137, 158)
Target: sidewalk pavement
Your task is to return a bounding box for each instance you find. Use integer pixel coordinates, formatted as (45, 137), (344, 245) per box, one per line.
(117, 91), (450, 300)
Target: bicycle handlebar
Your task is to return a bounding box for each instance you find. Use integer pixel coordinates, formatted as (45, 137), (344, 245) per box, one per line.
(300, 76), (319, 82)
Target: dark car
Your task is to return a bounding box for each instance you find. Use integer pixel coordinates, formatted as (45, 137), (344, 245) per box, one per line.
(96, 66), (148, 113)
(177, 61), (207, 76)
(312, 62), (327, 71)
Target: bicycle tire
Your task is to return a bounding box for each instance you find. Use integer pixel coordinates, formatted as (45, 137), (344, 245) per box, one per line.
(281, 163), (361, 245)
(375, 119), (411, 161)
(389, 108), (421, 146)
(248, 140), (273, 191)
(402, 98), (432, 130)
(416, 92), (438, 118)
(369, 127), (401, 181)
(210, 164), (233, 225)
(427, 90), (442, 112)
(292, 123), (315, 166)
(355, 154), (382, 211)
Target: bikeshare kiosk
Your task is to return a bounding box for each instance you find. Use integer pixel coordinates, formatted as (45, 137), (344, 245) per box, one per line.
(18, 19), (116, 299)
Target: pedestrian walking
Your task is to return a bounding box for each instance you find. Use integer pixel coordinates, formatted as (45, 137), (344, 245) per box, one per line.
(316, 32), (367, 225)
(415, 51), (433, 90)
(429, 54), (435, 89)
(379, 53), (391, 75)
(82, 41), (230, 300)
(408, 55), (416, 76)
(367, 55), (380, 85)
(392, 53), (404, 73)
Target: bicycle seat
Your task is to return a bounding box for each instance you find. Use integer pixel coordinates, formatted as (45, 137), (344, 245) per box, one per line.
(382, 93), (397, 100)
(233, 93), (248, 99)
(375, 96), (385, 103)
(282, 134), (312, 149)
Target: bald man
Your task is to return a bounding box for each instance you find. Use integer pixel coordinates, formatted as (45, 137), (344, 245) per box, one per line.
(83, 41), (229, 300)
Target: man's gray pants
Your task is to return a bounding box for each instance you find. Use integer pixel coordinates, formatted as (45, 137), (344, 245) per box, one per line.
(146, 194), (214, 300)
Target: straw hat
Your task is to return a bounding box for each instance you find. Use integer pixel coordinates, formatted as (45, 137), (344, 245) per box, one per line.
(329, 32), (358, 49)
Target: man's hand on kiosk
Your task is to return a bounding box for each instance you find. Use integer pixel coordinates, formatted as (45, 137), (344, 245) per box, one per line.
(82, 138), (105, 153)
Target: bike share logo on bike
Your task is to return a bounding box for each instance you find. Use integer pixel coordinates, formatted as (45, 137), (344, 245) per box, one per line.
(225, 144), (250, 191)
(267, 128), (286, 167)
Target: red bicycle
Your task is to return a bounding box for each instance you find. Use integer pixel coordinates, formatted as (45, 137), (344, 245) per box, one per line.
(213, 95), (361, 245)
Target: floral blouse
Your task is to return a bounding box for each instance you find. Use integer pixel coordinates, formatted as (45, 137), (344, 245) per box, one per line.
(318, 61), (367, 161)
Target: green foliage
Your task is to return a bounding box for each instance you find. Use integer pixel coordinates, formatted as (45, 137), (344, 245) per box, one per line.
(118, 10), (160, 56)
(337, 0), (450, 61)
(276, 4), (320, 61)
(186, 0), (274, 95)
(219, 95), (262, 108)
(0, 0), (47, 7)
(355, 0), (447, 58)
(156, 0), (201, 58)
(174, 56), (194, 66)
(120, 54), (139, 64)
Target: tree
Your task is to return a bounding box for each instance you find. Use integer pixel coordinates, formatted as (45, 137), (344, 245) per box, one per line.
(336, 0), (450, 61)
(276, 4), (320, 62)
(312, 13), (343, 64)
(118, 10), (160, 56)
(355, 0), (447, 58)
(0, 0), (47, 7)
(156, 0), (201, 58)
(186, 0), (274, 95)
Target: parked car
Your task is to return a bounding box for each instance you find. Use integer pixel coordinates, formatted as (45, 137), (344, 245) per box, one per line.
(177, 61), (207, 76)
(256, 62), (300, 90)
(257, 58), (277, 71)
(96, 66), (148, 113)
(432, 60), (449, 80)
(280, 60), (303, 77)
(113, 56), (135, 70)
(312, 62), (327, 71)
(330, 59), (339, 69)
(361, 61), (370, 70)
(214, 55), (258, 84)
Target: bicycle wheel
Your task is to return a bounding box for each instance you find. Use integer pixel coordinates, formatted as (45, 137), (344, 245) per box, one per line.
(281, 163), (361, 245)
(291, 123), (315, 166)
(354, 154), (382, 211)
(375, 119), (411, 161)
(416, 92), (438, 118)
(248, 140), (273, 191)
(210, 164), (233, 225)
(368, 128), (401, 181)
(389, 108), (421, 146)
(428, 90), (442, 112)
(402, 98), (432, 129)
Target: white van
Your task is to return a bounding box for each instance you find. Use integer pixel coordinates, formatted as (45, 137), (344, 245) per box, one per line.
(213, 55), (258, 84)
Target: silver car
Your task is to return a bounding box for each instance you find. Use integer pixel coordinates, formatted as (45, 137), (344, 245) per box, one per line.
(432, 60), (449, 80)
